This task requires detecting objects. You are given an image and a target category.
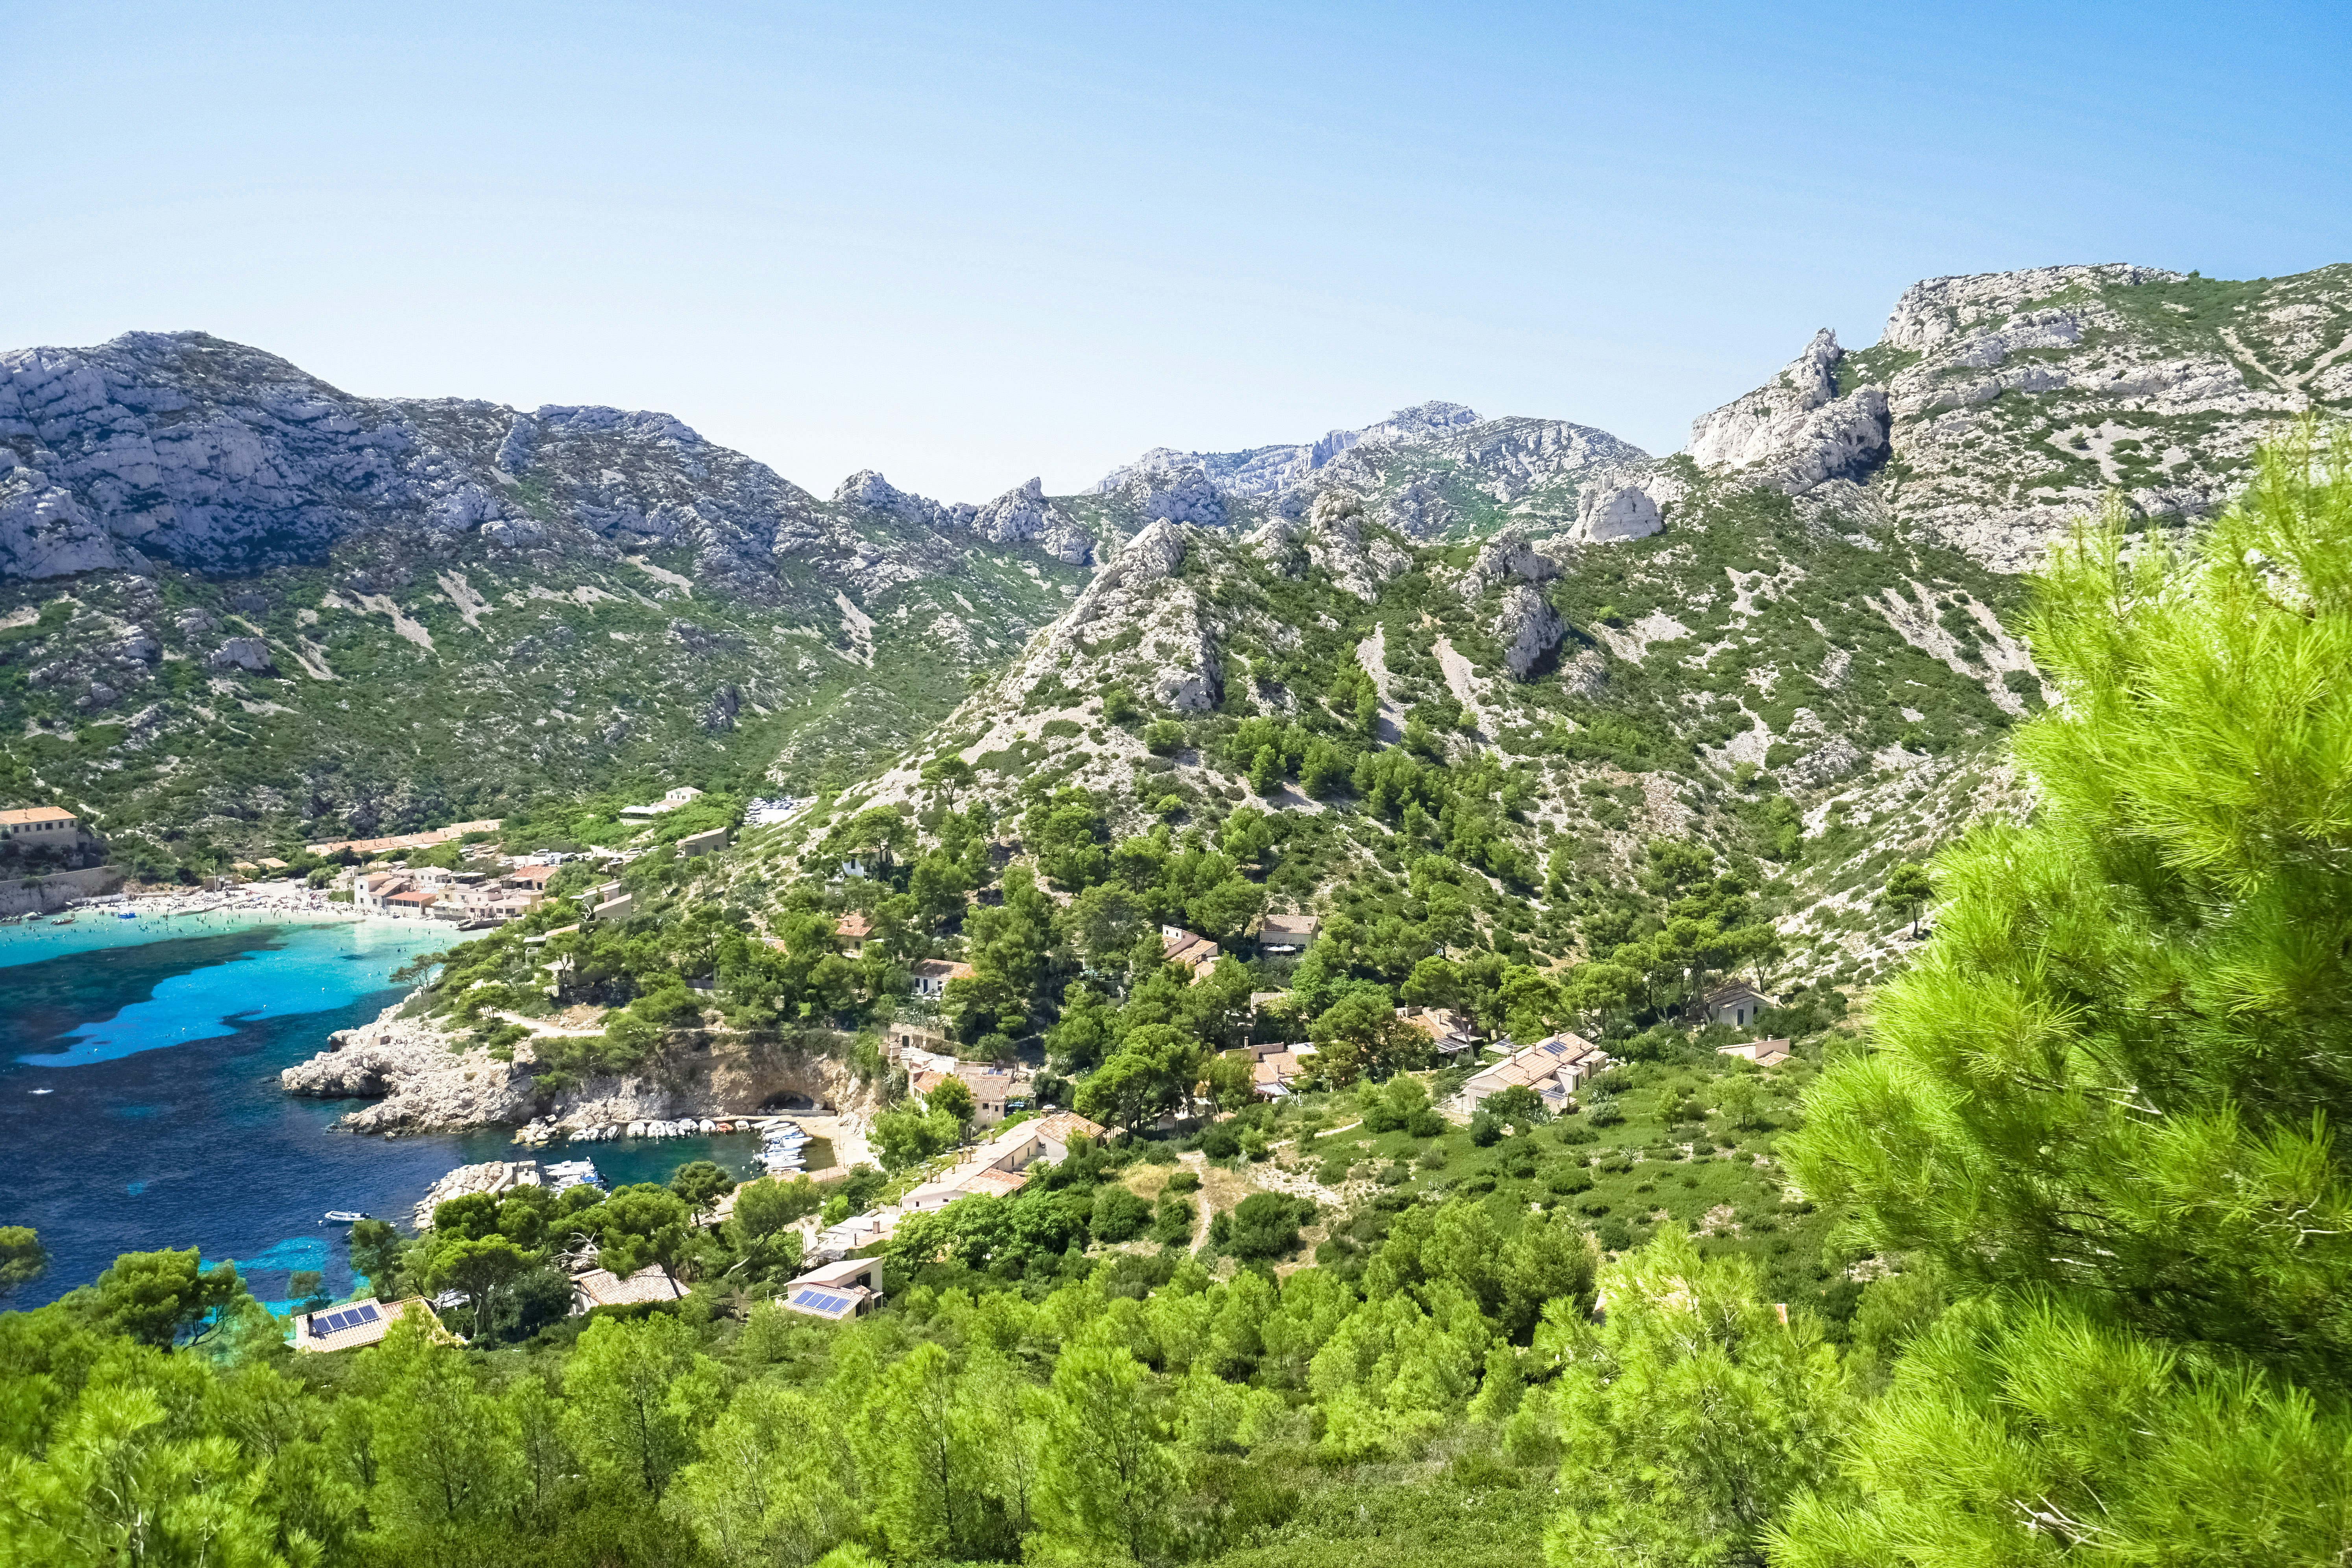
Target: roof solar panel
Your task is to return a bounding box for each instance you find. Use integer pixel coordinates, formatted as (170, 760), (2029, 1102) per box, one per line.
(356, 1303), (381, 1323)
(316, 1311), (345, 1334)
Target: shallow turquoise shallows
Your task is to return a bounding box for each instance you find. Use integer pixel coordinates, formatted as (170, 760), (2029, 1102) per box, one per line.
(0, 915), (765, 1309)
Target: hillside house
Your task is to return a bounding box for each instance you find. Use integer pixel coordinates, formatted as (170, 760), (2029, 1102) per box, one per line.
(504, 864), (557, 894)
(901, 1110), (1112, 1214)
(569, 1264), (685, 1315)
(1461, 1032), (1614, 1117)
(1398, 1006), (1481, 1056)
(835, 912), (873, 954)
(1716, 1038), (1794, 1067)
(291, 1296), (449, 1353)
(912, 959), (975, 999)
(621, 787), (704, 819)
(1702, 981), (1771, 1029)
(0, 806), (78, 844)
(1258, 912), (1320, 953)
(1249, 1045), (1317, 1098)
(887, 1021), (956, 1065)
(780, 1255), (884, 1321)
(1161, 925), (1220, 971)
(677, 827), (728, 857)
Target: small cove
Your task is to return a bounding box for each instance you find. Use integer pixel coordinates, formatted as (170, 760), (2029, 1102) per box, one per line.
(0, 914), (764, 1308)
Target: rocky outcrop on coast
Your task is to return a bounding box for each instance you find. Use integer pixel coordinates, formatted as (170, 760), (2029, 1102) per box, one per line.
(279, 999), (882, 1135)
(279, 1008), (536, 1132)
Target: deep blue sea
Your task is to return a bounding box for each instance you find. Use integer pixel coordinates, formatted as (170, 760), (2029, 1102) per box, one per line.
(0, 912), (767, 1309)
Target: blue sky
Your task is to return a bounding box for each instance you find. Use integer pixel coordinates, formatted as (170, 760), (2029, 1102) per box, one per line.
(18, 1), (2350, 500)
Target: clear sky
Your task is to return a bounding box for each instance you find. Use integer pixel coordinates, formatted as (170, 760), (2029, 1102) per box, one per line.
(17, 1), (2351, 502)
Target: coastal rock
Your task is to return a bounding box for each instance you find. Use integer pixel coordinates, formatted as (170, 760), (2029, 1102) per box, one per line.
(280, 1010), (534, 1131)
(279, 999), (881, 1135)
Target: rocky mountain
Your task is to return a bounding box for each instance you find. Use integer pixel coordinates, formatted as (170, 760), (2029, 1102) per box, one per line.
(7, 260), (2346, 884)
(0, 332), (1093, 858)
(1624, 261), (2352, 570)
(1085, 400), (1651, 544)
(775, 261), (2352, 990)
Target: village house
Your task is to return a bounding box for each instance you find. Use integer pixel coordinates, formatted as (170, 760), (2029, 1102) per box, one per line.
(911, 1060), (1024, 1126)
(290, 1296), (450, 1353)
(1256, 912), (1320, 953)
(1160, 925), (1219, 972)
(911, 959), (975, 999)
(1397, 1005), (1481, 1057)
(1700, 980), (1772, 1029)
(1716, 1038), (1794, 1067)
(676, 827), (728, 857)
(1461, 1032), (1615, 1117)
(503, 864), (557, 894)
(353, 872), (410, 914)
(0, 805), (79, 844)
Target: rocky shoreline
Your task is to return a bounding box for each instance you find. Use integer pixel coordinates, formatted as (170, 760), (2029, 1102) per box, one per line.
(279, 998), (882, 1136)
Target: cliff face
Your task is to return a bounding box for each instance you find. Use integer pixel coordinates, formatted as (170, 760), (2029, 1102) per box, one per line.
(280, 999), (880, 1134)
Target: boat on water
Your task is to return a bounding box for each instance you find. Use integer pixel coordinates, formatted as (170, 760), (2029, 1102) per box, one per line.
(28, 1088), (53, 1096)
(322, 1210), (369, 1224)
(48, 915), (75, 925)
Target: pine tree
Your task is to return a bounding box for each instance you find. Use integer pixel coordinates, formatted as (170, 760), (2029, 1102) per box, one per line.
(1794, 433), (2352, 1383)
(1781, 430), (2352, 1560)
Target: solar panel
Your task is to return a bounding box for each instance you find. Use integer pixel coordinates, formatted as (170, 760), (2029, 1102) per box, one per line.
(315, 1311), (344, 1334)
(329, 1310), (354, 1332)
(355, 1303), (381, 1323)
(793, 1289), (852, 1314)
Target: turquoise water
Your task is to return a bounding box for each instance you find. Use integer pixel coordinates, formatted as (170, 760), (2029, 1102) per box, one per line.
(0, 915), (767, 1309)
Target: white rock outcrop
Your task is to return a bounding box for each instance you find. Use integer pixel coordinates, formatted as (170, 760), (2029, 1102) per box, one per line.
(1574, 480), (1665, 543)
(1492, 584), (1565, 680)
(971, 476), (1092, 563)
(1686, 329), (1891, 494)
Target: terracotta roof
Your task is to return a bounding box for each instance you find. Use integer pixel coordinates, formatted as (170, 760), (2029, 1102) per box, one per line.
(835, 912), (873, 939)
(1160, 926), (1220, 970)
(571, 1265), (686, 1310)
(913, 959), (976, 981)
(1260, 912), (1320, 938)
(0, 806), (77, 826)
(1716, 1038), (1794, 1066)
(1031, 1109), (1109, 1144)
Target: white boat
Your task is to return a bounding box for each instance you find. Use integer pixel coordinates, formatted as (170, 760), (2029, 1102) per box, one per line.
(28, 1088), (53, 1096)
(323, 1210), (369, 1223)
